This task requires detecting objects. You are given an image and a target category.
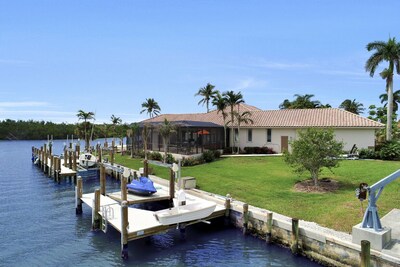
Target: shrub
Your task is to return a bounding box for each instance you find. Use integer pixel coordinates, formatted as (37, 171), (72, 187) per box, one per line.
(358, 148), (378, 159)
(181, 156), (203, 166)
(202, 150), (216, 163)
(149, 151), (163, 161)
(378, 141), (400, 160)
(164, 153), (175, 164)
(244, 146), (276, 154)
(213, 150), (221, 159)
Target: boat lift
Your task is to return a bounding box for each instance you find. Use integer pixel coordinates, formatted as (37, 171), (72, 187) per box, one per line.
(361, 169), (400, 231)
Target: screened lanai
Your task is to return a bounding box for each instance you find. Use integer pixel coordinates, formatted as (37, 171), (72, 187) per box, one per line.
(136, 120), (225, 155)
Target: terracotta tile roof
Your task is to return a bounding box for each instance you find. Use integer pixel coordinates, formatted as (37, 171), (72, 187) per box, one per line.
(142, 105), (384, 129)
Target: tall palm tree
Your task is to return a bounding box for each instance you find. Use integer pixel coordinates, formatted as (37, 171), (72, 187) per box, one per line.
(110, 114), (122, 136)
(222, 90), (244, 154)
(140, 98), (161, 158)
(339, 99), (365, 114)
(76, 110), (95, 150)
(158, 118), (176, 163)
(140, 98), (161, 118)
(110, 115), (123, 152)
(365, 37), (400, 141)
(212, 92), (228, 148)
(195, 83), (218, 113)
(235, 111), (253, 154)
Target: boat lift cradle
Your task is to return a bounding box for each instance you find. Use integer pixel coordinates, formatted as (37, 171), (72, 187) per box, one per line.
(361, 169), (400, 231)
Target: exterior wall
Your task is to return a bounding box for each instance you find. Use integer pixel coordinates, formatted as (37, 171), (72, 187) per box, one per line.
(238, 127), (377, 153)
(238, 128), (297, 153)
(334, 129), (376, 151)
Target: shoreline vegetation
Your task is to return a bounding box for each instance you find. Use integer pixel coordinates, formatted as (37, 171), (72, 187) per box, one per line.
(114, 154), (400, 233)
(0, 119), (128, 140)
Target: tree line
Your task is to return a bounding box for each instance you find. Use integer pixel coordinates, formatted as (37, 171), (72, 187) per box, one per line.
(0, 118), (129, 141)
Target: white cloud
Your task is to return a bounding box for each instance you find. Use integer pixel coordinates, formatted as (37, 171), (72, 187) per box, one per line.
(250, 61), (311, 70)
(231, 78), (268, 91)
(0, 101), (49, 108)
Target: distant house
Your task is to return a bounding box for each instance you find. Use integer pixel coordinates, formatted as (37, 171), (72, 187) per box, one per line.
(139, 104), (384, 154)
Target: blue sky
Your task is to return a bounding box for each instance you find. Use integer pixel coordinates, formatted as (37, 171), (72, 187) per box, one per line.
(1, 1), (399, 123)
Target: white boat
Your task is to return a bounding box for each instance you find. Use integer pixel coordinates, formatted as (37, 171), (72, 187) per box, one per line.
(153, 200), (217, 225)
(79, 153), (97, 168)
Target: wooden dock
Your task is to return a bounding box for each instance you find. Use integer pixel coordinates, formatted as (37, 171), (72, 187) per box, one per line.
(81, 190), (225, 241)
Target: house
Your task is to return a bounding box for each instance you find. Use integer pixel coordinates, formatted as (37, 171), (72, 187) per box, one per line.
(139, 104), (384, 154)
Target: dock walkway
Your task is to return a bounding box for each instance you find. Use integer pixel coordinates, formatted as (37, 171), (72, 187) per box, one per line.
(81, 184), (225, 241)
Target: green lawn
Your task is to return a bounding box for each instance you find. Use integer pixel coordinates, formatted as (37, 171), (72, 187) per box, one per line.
(114, 154), (400, 233)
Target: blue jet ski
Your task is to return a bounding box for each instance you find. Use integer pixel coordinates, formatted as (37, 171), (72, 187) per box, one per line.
(127, 177), (157, 196)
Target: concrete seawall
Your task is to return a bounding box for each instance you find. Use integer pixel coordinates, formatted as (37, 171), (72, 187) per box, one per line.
(186, 186), (400, 267)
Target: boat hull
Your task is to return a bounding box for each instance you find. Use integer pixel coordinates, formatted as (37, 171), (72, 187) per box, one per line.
(154, 201), (216, 225)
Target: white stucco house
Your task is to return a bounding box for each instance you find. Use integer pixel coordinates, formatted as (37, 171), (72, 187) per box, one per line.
(139, 104), (384, 154)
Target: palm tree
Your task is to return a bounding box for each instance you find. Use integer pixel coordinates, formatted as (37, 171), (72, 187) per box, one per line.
(279, 94), (322, 109)
(235, 111), (253, 154)
(140, 98), (161, 158)
(212, 92), (228, 148)
(140, 98), (161, 118)
(110, 115), (123, 152)
(223, 90), (244, 154)
(380, 89), (400, 113)
(292, 94), (321, 109)
(365, 37), (400, 141)
(76, 110), (95, 150)
(158, 119), (176, 163)
(110, 114), (122, 136)
(379, 67), (400, 113)
(339, 99), (365, 114)
(195, 83), (218, 113)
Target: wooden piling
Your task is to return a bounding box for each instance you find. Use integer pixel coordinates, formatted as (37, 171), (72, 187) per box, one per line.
(121, 175), (127, 202)
(76, 144), (80, 155)
(43, 144), (47, 172)
(100, 165), (106, 195)
(266, 212), (273, 244)
(224, 195), (231, 226)
(68, 150), (73, 170)
(75, 177), (83, 214)
(92, 189), (101, 230)
(73, 150), (77, 171)
(98, 147), (102, 163)
(144, 160), (148, 177)
(110, 150), (114, 166)
(360, 240), (371, 267)
(242, 203), (249, 235)
(64, 146), (67, 167)
(49, 155), (54, 177)
(121, 200), (129, 259)
(169, 168), (175, 207)
(291, 218), (300, 255)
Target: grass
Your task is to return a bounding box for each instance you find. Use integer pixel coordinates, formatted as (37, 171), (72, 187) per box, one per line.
(114, 154), (400, 233)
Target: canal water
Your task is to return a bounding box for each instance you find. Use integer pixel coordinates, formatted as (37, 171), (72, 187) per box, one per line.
(0, 140), (321, 266)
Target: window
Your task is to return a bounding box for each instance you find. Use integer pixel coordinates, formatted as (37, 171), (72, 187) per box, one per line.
(234, 129), (239, 142)
(247, 129), (252, 142)
(266, 129), (272, 142)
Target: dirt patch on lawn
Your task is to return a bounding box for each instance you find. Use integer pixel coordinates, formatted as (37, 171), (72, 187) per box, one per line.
(294, 178), (340, 193)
